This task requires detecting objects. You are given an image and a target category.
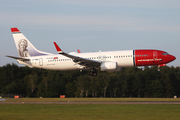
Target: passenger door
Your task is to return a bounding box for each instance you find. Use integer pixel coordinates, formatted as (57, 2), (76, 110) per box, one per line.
(39, 58), (43, 66)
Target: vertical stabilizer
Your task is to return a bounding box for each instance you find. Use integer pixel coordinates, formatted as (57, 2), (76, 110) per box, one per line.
(11, 28), (52, 57)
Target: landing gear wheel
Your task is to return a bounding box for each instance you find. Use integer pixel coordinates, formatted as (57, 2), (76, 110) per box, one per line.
(93, 72), (97, 76)
(89, 68), (97, 76)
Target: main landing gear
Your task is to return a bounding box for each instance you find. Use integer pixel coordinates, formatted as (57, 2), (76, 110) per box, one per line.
(89, 68), (97, 76)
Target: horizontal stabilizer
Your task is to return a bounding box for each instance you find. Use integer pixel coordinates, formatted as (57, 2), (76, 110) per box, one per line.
(6, 55), (30, 61)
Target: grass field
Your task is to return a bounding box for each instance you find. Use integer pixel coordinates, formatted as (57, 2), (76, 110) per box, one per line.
(1, 98), (180, 120)
(0, 104), (180, 120)
(2, 98), (180, 102)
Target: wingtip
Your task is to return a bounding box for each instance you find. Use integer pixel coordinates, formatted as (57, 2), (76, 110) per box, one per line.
(11, 28), (20, 33)
(53, 42), (63, 53)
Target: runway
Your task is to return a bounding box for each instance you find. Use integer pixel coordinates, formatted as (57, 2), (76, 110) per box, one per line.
(1, 101), (180, 104)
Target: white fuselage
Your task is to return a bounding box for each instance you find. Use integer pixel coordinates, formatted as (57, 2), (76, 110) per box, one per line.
(24, 50), (134, 70)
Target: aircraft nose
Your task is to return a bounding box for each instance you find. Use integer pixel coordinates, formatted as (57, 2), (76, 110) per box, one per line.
(169, 55), (176, 61)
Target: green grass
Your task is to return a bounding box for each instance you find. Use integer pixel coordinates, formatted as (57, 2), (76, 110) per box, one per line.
(1, 98), (180, 120)
(0, 104), (180, 120)
(2, 98), (180, 102)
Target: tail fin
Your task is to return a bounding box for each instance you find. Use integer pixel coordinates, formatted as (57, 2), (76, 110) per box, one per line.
(11, 28), (52, 57)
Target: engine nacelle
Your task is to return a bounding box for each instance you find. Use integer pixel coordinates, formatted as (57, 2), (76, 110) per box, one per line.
(100, 62), (118, 71)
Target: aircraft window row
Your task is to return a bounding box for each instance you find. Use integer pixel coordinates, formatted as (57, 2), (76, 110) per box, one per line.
(47, 56), (113, 62)
(114, 55), (132, 58)
(47, 54), (150, 62)
(48, 59), (72, 62)
(88, 57), (97, 59)
(48, 56), (113, 62)
(162, 53), (169, 55)
(87, 56), (111, 59)
(135, 54), (148, 57)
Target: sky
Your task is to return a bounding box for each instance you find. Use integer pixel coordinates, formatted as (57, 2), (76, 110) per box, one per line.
(0, 0), (180, 67)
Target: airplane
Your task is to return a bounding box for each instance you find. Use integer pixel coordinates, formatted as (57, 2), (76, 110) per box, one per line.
(6, 27), (176, 76)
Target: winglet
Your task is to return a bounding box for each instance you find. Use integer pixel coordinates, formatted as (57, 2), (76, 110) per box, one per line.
(11, 28), (20, 33)
(77, 49), (81, 53)
(53, 42), (63, 53)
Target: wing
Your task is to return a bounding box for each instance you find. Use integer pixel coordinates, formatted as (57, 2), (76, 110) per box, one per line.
(53, 42), (101, 68)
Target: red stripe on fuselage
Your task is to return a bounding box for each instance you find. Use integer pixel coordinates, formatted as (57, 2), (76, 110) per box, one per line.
(134, 50), (170, 66)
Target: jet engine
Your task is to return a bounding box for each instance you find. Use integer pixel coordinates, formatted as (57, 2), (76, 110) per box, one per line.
(100, 62), (118, 71)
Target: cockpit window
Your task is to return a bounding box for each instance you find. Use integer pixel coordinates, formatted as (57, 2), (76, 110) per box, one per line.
(162, 53), (169, 55)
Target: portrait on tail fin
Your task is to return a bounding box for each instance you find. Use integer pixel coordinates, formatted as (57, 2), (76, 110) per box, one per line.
(18, 39), (31, 57)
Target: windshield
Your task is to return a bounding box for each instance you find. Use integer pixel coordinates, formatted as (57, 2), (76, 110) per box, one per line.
(162, 53), (169, 55)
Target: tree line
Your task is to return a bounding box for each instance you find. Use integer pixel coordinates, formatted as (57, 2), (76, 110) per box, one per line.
(0, 63), (180, 98)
